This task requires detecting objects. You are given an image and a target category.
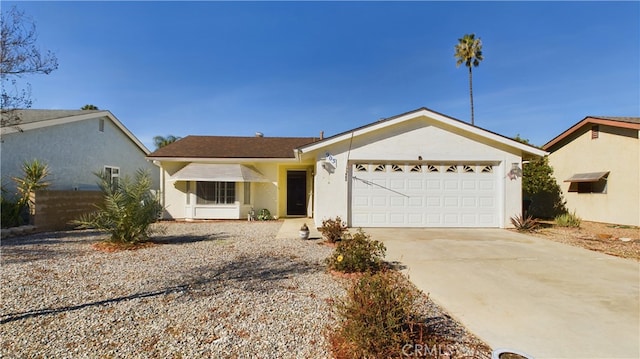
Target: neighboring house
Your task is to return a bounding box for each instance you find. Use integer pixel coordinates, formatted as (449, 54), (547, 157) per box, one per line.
(1, 110), (159, 193)
(543, 116), (640, 226)
(149, 107), (546, 228)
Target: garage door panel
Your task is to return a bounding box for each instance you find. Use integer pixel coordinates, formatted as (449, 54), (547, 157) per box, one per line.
(461, 213), (477, 226)
(426, 180), (441, 190)
(408, 197), (424, 207)
(407, 213), (423, 224)
(371, 213), (387, 225)
(444, 197), (459, 207)
(390, 213), (405, 224)
(353, 195), (369, 207)
(444, 180), (459, 190)
(390, 197), (405, 206)
(389, 180), (405, 190)
(479, 213), (497, 225)
(351, 163), (499, 227)
(352, 213), (369, 225)
(461, 197), (477, 207)
(461, 180), (477, 190)
(371, 196), (387, 207)
(426, 214), (442, 225)
(426, 196), (441, 207)
(479, 197), (495, 208)
(478, 180), (495, 191)
(443, 213), (459, 225)
(408, 180), (423, 190)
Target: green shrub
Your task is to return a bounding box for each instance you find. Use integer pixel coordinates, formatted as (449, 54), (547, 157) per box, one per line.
(72, 169), (163, 244)
(326, 229), (386, 273)
(510, 214), (539, 232)
(555, 211), (581, 228)
(330, 270), (417, 358)
(1, 197), (25, 228)
(320, 216), (348, 243)
(257, 208), (272, 220)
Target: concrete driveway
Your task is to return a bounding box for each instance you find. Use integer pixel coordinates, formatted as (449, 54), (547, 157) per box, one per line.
(364, 228), (640, 359)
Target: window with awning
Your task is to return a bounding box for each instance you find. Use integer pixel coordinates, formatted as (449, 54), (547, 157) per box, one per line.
(565, 171), (609, 193)
(170, 163), (270, 182)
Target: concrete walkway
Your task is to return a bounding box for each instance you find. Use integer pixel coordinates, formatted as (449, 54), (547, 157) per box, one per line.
(275, 218), (322, 240)
(364, 228), (640, 359)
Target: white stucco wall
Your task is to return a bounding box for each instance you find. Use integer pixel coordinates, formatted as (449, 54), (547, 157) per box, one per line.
(308, 118), (525, 228)
(0, 116), (158, 194)
(548, 125), (640, 226)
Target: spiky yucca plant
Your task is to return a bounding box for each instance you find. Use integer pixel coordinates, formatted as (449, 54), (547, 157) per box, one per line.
(12, 158), (51, 205)
(73, 169), (162, 244)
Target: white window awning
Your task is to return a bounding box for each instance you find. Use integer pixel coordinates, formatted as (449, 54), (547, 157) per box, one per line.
(169, 163), (270, 182)
(564, 171), (609, 183)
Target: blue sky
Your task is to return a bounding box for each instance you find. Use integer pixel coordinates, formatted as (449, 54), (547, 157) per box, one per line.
(6, 1), (639, 149)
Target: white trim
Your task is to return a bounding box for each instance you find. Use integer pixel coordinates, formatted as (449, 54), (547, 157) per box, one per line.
(298, 108), (548, 158)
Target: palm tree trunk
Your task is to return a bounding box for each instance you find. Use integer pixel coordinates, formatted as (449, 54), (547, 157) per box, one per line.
(468, 66), (474, 126)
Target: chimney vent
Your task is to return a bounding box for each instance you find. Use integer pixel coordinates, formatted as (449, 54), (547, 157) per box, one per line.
(320, 131), (324, 140)
(255, 132), (264, 137)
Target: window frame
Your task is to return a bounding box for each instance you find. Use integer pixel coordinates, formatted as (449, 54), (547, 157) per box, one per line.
(104, 166), (120, 189)
(196, 181), (236, 205)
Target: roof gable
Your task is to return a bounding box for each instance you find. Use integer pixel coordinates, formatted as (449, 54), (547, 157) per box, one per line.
(0, 109), (151, 155)
(543, 116), (640, 151)
(297, 107), (547, 158)
(147, 135), (319, 159)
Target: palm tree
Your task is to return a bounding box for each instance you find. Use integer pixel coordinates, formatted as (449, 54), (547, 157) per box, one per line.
(153, 135), (181, 150)
(454, 33), (483, 126)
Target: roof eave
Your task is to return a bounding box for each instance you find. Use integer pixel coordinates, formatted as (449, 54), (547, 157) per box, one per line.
(0, 110), (151, 155)
(297, 107), (548, 158)
(146, 156), (302, 163)
(543, 116), (640, 151)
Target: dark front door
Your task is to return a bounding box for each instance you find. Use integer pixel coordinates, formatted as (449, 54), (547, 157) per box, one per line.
(287, 171), (307, 216)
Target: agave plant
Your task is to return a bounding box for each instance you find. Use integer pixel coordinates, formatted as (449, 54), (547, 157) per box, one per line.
(73, 169), (163, 244)
(510, 214), (539, 232)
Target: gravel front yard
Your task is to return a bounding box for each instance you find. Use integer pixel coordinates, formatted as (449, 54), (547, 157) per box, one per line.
(1, 221), (343, 358)
(1, 221), (491, 358)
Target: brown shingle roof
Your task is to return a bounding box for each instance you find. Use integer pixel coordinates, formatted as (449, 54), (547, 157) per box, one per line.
(147, 135), (320, 159)
(588, 116), (640, 125)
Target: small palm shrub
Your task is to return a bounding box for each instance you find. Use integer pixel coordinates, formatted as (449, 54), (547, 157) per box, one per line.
(73, 169), (163, 244)
(330, 270), (417, 358)
(555, 211), (581, 228)
(326, 229), (386, 273)
(510, 214), (538, 232)
(320, 216), (348, 243)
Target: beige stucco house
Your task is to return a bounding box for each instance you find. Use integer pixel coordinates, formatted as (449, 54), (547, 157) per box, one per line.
(148, 107), (546, 228)
(543, 116), (640, 226)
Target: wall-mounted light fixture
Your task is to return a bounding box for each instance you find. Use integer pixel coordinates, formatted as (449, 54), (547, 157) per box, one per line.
(507, 162), (523, 180)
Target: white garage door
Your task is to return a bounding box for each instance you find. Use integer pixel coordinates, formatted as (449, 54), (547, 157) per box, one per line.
(351, 163), (499, 227)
